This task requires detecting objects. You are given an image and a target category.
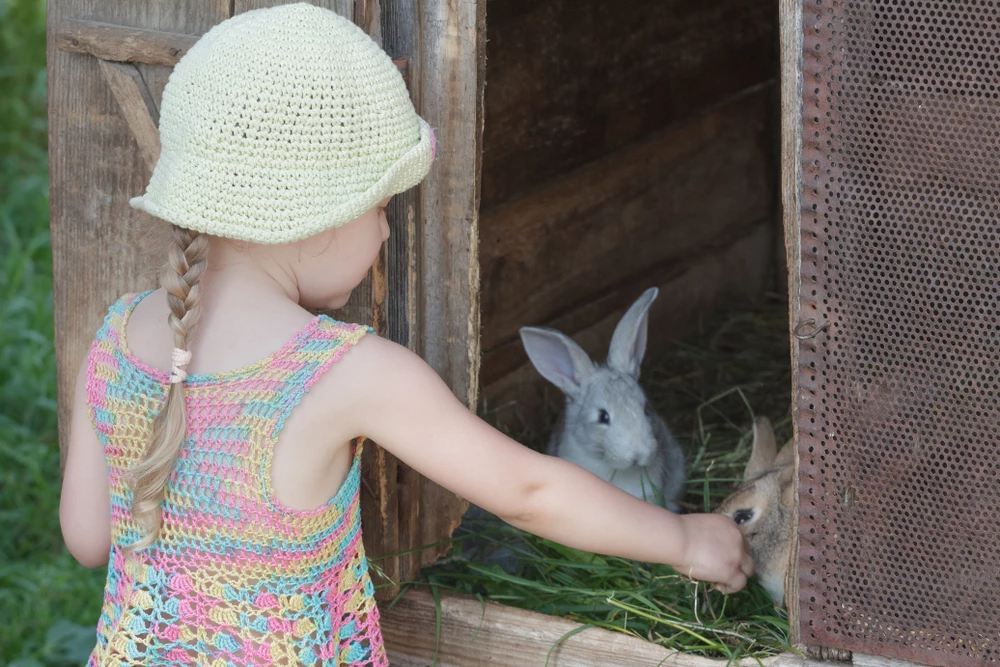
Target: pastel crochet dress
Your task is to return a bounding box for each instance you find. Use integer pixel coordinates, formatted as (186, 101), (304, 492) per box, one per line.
(85, 292), (386, 666)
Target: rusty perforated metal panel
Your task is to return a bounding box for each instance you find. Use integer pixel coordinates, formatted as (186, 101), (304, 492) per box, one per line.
(796, 1), (1000, 665)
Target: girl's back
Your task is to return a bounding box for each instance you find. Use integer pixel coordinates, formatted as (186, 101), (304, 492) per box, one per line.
(89, 291), (381, 665)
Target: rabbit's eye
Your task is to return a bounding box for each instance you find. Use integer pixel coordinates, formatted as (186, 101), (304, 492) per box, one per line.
(597, 409), (611, 425)
(733, 509), (755, 526)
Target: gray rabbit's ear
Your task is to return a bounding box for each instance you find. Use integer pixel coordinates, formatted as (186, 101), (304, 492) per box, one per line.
(745, 416), (778, 480)
(608, 287), (658, 378)
(519, 327), (596, 398)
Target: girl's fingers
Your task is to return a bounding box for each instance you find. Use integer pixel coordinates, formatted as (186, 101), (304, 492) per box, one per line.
(713, 572), (747, 595)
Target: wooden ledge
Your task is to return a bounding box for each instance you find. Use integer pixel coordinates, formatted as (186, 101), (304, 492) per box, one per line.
(381, 589), (845, 667)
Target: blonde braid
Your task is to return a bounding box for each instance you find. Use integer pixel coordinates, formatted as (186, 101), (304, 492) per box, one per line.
(127, 225), (208, 553)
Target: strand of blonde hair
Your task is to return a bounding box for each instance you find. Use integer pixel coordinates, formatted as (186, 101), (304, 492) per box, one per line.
(127, 225), (208, 553)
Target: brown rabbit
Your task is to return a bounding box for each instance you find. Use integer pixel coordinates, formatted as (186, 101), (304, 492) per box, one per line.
(716, 416), (795, 606)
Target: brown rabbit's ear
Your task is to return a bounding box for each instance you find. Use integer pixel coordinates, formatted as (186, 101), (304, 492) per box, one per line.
(779, 464), (796, 508)
(776, 437), (797, 508)
(775, 437), (796, 467)
(744, 416), (778, 480)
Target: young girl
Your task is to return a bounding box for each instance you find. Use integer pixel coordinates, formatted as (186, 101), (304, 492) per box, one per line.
(59, 4), (752, 665)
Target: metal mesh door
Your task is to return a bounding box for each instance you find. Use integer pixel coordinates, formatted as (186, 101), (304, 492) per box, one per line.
(797, 1), (1000, 665)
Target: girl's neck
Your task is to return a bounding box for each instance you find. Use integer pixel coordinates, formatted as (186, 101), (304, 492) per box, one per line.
(123, 239), (327, 378)
(204, 238), (302, 308)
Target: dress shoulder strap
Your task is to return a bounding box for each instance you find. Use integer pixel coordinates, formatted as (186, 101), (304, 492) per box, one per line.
(85, 291), (159, 448)
(267, 316), (374, 440)
(91, 291), (153, 347)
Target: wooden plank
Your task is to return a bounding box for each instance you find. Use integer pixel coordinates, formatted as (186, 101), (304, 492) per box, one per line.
(853, 654), (928, 667)
(48, 0), (231, 457)
(98, 60), (161, 170)
(483, 220), (775, 434)
(376, 1), (422, 594)
(412, 0), (485, 557)
(345, 2), (404, 599)
(779, 0), (805, 645)
(55, 18), (199, 65)
(479, 90), (775, 385)
(353, 0), (381, 43)
(237, 0), (353, 16)
(382, 589), (843, 667)
(56, 18), (408, 75)
(772, 657), (851, 667)
(481, 0), (777, 209)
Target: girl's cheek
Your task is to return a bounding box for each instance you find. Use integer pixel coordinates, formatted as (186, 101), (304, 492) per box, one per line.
(379, 214), (390, 242)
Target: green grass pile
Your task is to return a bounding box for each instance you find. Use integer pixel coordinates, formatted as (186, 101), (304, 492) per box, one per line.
(398, 294), (794, 661)
(1, 1), (107, 664)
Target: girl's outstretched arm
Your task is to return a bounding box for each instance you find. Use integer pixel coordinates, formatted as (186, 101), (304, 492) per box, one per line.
(338, 336), (753, 593)
(60, 360), (112, 568)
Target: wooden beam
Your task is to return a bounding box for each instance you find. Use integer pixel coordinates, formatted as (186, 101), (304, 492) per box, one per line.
(418, 0), (484, 409)
(55, 18), (198, 66)
(410, 0), (485, 559)
(238, 0), (353, 15)
(376, 1), (424, 594)
(481, 0), (777, 209)
(779, 0), (805, 645)
(353, 0), (381, 41)
(381, 589), (847, 667)
(478, 90), (775, 384)
(55, 17), (407, 78)
(98, 60), (161, 171)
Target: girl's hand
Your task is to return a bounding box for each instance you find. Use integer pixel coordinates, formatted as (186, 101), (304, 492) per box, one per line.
(677, 514), (754, 594)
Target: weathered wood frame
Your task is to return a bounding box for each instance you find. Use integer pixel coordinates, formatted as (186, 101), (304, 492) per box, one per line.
(779, 0), (804, 644)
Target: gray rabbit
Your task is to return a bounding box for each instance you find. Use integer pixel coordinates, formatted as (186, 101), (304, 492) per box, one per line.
(519, 288), (686, 511)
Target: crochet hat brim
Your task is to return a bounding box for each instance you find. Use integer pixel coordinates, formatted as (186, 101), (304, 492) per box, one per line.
(130, 118), (434, 245)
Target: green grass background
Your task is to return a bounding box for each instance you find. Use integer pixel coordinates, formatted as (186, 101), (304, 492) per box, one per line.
(1, 1), (107, 664)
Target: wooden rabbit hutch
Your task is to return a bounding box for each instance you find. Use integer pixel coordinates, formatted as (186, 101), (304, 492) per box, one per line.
(475, 1), (788, 430)
(47, 0), (999, 664)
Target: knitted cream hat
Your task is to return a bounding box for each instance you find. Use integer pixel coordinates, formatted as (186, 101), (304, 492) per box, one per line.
(130, 3), (434, 244)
